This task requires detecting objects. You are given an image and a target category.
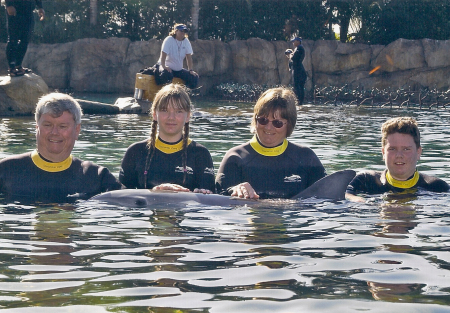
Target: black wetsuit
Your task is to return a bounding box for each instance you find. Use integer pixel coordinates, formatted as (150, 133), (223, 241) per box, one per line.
(5, 0), (42, 70)
(119, 139), (215, 191)
(0, 152), (123, 203)
(215, 140), (326, 199)
(346, 170), (449, 195)
(291, 44), (307, 105)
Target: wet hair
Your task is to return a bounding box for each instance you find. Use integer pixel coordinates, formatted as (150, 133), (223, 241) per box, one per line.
(144, 84), (192, 188)
(35, 93), (83, 124)
(381, 117), (421, 148)
(169, 23), (188, 38)
(250, 87), (298, 137)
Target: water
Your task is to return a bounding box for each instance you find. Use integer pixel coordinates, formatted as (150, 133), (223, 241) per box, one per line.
(0, 99), (449, 312)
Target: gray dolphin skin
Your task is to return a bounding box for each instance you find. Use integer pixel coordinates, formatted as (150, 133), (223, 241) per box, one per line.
(90, 170), (356, 208)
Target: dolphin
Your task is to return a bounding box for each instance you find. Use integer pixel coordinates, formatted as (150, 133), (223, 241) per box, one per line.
(90, 170), (356, 208)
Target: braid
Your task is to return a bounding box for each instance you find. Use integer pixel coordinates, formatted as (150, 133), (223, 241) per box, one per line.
(182, 122), (190, 185)
(144, 120), (158, 189)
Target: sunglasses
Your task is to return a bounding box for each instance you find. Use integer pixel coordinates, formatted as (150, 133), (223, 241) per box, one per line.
(256, 117), (286, 128)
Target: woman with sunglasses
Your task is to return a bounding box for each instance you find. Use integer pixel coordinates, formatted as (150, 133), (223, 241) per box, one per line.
(155, 23), (199, 89)
(119, 84), (215, 194)
(215, 87), (325, 199)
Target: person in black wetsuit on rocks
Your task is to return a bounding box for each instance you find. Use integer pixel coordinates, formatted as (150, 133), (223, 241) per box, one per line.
(288, 37), (307, 105)
(5, 0), (45, 76)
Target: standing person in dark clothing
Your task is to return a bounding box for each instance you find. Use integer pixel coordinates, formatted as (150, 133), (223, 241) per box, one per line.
(5, 0), (45, 77)
(289, 37), (307, 105)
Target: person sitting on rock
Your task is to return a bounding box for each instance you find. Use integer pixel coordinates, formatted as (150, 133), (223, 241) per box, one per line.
(345, 117), (449, 202)
(0, 93), (123, 203)
(5, 0), (45, 76)
(154, 23), (199, 89)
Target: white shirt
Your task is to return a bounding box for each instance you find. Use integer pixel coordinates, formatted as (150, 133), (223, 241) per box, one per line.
(158, 36), (193, 71)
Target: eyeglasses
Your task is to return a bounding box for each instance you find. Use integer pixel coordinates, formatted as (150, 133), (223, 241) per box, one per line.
(256, 117), (286, 128)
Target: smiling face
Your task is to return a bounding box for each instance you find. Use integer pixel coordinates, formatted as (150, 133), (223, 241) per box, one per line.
(255, 110), (288, 147)
(382, 132), (422, 180)
(36, 111), (81, 162)
(153, 100), (190, 142)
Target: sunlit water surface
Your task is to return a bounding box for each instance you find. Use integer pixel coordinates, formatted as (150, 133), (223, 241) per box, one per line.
(0, 99), (449, 312)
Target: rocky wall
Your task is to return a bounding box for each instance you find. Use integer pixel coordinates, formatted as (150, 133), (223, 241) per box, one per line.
(1, 37), (449, 95)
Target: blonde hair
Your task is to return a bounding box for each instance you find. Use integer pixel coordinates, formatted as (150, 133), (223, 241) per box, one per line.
(169, 23), (188, 38)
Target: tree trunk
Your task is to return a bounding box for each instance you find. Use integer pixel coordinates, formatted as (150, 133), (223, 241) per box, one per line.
(90, 0), (98, 26)
(191, 0), (199, 40)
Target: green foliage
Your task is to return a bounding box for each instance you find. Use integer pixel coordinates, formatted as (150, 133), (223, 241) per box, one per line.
(1, 0), (449, 45)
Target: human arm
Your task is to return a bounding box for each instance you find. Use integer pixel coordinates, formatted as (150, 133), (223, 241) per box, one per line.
(230, 182), (259, 199)
(345, 171), (376, 202)
(152, 183), (190, 192)
(159, 51), (172, 73)
(345, 192), (366, 202)
(119, 143), (144, 189)
(185, 54), (195, 72)
(215, 148), (259, 199)
(190, 143), (215, 194)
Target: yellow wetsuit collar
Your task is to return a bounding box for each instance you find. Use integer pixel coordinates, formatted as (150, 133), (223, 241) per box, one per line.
(386, 170), (419, 189)
(31, 150), (73, 172)
(249, 135), (288, 156)
(155, 136), (192, 154)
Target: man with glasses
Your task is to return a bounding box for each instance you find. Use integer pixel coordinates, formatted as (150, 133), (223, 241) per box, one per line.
(155, 23), (199, 89)
(215, 87), (325, 199)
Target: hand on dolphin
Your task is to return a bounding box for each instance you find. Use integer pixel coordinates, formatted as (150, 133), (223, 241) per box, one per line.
(152, 183), (190, 192)
(231, 182), (260, 199)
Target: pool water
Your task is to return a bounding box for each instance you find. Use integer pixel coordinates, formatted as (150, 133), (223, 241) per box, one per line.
(0, 100), (449, 312)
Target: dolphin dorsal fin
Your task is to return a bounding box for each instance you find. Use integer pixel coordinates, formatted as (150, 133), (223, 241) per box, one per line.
(292, 170), (356, 201)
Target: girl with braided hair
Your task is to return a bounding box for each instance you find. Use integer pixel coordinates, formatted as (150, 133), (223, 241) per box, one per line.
(119, 84), (215, 194)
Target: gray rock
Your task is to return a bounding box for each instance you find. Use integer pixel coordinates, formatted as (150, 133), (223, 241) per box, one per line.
(114, 97), (151, 114)
(0, 73), (48, 116)
(2, 37), (450, 99)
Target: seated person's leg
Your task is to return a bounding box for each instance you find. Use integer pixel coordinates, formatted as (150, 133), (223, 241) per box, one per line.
(173, 69), (199, 89)
(155, 66), (173, 85)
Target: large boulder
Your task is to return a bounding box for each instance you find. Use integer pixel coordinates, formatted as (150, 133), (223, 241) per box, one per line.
(372, 38), (426, 72)
(23, 42), (73, 90)
(70, 37), (131, 93)
(312, 40), (371, 74)
(422, 38), (450, 68)
(229, 38), (279, 85)
(0, 73), (48, 116)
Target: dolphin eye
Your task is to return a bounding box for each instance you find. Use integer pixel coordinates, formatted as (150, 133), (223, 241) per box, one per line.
(134, 198), (147, 207)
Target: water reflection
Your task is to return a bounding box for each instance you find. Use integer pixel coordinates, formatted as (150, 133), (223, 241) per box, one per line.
(0, 102), (449, 311)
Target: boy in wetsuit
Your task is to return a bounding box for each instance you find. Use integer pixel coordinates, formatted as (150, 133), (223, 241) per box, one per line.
(346, 117), (449, 202)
